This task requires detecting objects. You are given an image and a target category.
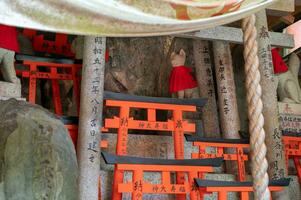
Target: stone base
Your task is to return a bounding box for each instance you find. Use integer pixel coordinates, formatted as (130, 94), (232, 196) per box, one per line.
(288, 176), (301, 200)
(0, 81), (21, 98)
(101, 133), (223, 172)
(101, 133), (195, 163)
(0, 96), (26, 101)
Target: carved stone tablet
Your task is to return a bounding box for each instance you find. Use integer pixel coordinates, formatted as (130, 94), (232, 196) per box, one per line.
(278, 102), (301, 134)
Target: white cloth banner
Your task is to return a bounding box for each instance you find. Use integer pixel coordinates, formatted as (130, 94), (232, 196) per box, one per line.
(0, 0), (276, 36)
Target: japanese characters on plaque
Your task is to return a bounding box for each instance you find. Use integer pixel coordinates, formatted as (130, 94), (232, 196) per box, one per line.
(269, 160), (285, 180)
(278, 102), (301, 134)
(216, 56), (234, 116)
(87, 37), (105, 163)
(133, 180), (143, 199)
(202, 45), (215, 98)
(30, 72), (71, 80)
(137, 121), (169, 130)
(174, 118), (184, 158)
(119, 116), (129, 155)
(151, 184), (186, 193)
(258, 25), (275, 82)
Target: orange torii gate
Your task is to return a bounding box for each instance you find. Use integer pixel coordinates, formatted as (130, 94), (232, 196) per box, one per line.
(185, 135), (250, 182)
(282, 132), (301, 185)
(15, 54), (82, 115)
(101, 152), (223, 200)
(102, 91), (207, 200)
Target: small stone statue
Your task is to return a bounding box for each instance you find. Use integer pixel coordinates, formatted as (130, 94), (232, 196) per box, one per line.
(169, 49), (198, 98)
(0, 24), (20, 84)
(278, 53), (301, 104)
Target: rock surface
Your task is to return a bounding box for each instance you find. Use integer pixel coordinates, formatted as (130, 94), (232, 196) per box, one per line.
(0, 99), (78, 200)
(0, 81), (21, 98)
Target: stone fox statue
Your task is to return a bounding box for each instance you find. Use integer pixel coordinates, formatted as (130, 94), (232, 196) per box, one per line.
(0, 24), (20, 84)
(169, 49), (198, 99)
(278, 53), (301, 104)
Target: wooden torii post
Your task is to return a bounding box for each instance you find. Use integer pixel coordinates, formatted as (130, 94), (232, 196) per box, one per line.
(212, 41), (241, 175)
(255, 10), (289, 200)
(193, 40), (221, 138)
(77, 36), (106, 200)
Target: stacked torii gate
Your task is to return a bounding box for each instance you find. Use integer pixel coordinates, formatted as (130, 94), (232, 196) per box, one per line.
(73, 3), (295, 200)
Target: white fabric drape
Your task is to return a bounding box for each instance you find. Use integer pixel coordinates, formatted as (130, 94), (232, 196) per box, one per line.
(0, 0), (276, 36)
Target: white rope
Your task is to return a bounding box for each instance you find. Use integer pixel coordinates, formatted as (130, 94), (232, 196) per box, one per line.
(242, 14), (270, 200)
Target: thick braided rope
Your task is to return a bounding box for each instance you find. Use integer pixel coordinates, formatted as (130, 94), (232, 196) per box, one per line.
(242, 14), (270, 200)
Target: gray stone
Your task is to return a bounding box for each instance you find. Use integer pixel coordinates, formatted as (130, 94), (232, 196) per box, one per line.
(0, 99), (78, 200)
(101, 133), (197, 170)
(101, 133), (223, 172)
(0, 97), (25, 101)
(0, 81), (21, 98)
(288, 176), (301, 200)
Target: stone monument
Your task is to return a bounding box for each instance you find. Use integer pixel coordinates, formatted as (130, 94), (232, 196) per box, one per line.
(276, 52), (301, 199)
(278, 52), (301, 133)
(0, 99), (78, 199)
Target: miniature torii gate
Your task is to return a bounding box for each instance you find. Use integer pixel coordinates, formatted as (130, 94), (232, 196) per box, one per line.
(76, 6), (295, 200)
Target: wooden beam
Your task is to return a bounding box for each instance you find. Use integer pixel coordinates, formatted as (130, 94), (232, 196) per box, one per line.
(177, 26), (294, 49)
(267, 0), (295, 16)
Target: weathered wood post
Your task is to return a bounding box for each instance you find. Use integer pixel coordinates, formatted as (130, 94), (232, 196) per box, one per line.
(77, 36), (106, 200)
(193, 40), (221, 138)
(213, 41), (241, 140)
(213, 41), (241, 175)
(255, 10), (289, 200)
